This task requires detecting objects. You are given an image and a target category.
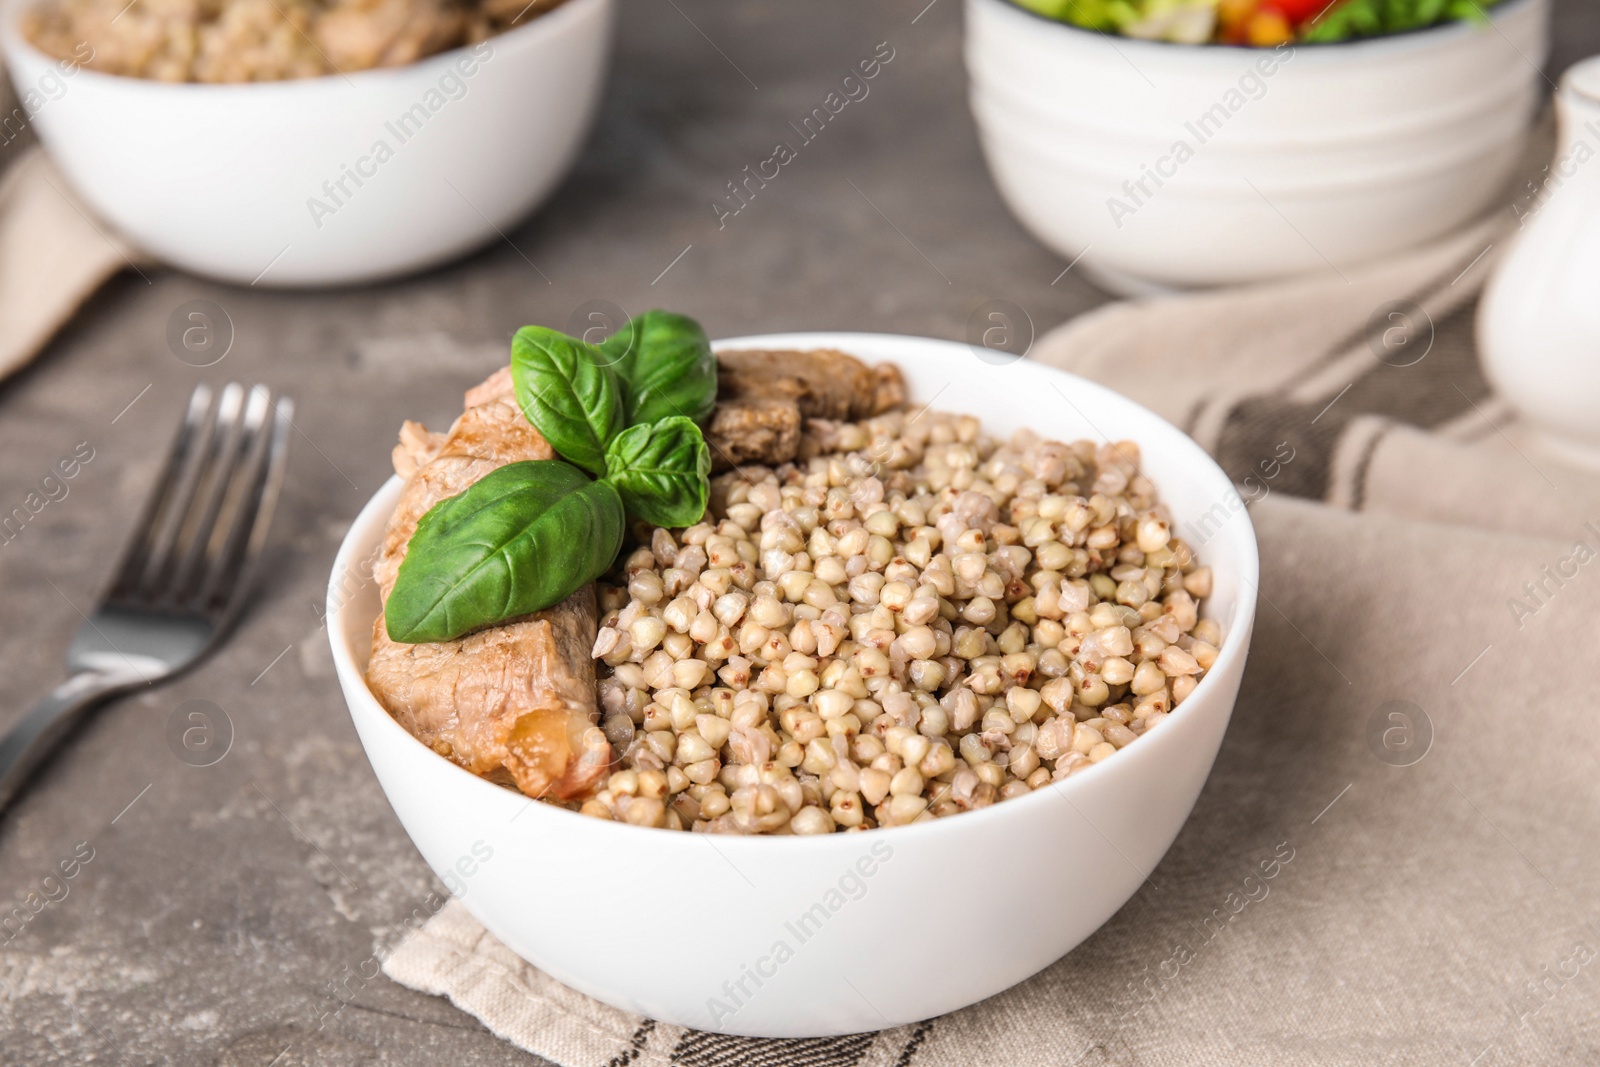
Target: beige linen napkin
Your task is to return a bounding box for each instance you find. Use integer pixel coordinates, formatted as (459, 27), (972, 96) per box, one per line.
(382, 213), (1600, 1064)
(0, 69), (145, 381)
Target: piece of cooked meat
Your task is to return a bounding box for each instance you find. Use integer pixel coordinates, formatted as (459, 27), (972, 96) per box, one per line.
(391, 420), (448, 479)
(716, 348), (893, 420)
(870, 362), (908, 413)
(705, 396), (801, 470)
(366, 366), (610, 801)
(706, 349), (906, 470)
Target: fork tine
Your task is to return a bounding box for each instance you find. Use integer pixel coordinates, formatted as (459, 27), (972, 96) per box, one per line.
(108, 384), (214, 603)
(172, 384), (268, 606)
(144, 383), (241, 599)
(202, 393), (294, 620)
(192, 385), (272, 609)
(161, 382), (248, 605)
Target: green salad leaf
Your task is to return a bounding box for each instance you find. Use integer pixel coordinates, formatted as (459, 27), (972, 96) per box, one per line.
(1011, 0), (1140, 30)
(604, 416), (712, 529)
(510, 326), (624, 477)
(1302, 0), (1493, 42)
(599, 310), (718, 427)
(384, 460), (625, 643)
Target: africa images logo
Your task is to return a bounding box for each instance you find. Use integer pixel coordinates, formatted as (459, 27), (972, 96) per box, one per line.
(705, 839), (893, 1027)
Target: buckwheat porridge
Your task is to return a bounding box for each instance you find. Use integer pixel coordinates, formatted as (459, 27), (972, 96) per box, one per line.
(586, 409), (1219, 834)
(23, 0), (567, 82)
(367, 328), (1221, 836)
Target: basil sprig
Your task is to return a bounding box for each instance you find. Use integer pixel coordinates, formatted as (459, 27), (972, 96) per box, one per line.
(604, 416), (711, 528)
(600, 311), (717, 426)
(385, 312), (717, 644)
(385, 462), (626, 644)
(510, 327), (625, 477)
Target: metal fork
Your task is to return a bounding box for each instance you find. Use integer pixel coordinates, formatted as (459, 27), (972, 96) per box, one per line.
(0, 382), (294, 813)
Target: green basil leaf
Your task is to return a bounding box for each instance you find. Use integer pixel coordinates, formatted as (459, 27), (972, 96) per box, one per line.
(599, 311), (717, 427)
(603, 416), (711, 528)
(511, 326), (624, 476)
(385, 460), (625, 643)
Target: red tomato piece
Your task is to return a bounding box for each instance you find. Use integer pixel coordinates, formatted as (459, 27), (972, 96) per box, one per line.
(1260, 0), (1338, 24)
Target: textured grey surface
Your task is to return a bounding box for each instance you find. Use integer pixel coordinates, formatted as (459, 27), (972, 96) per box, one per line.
(1, 1), (1596, 1064)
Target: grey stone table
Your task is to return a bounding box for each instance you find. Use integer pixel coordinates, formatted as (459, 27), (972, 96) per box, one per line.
(3, 2), (1597, 1063)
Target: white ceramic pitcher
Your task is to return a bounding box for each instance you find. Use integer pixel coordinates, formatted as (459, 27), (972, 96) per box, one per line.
(1478, 57), (1600, 465)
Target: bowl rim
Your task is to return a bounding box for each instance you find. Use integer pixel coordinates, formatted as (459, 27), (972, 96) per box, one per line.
(0, 0), (606, 94)
(328, 330), (1261, 853)
(972, 0), (1540, 56)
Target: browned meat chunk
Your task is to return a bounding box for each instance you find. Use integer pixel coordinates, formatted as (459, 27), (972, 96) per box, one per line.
(366, 367), (610, 801)
(707, 349), (906, 470)
(391, 420), (448, 479)
(870, 362), (908, 413)
(705, 397), (800, 469)
(716, 348), (891, 420)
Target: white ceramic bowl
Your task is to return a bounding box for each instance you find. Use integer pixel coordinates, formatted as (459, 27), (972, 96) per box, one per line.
(966, 0), (1549, 293)
(327, 333), (1260, 1037)
(0, 0), (612, 286)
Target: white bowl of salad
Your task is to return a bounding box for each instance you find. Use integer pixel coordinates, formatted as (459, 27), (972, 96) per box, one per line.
(966, 0), (1549, 293)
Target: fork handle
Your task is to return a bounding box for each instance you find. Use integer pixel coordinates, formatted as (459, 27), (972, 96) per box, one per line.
(0, 672), (131, 814)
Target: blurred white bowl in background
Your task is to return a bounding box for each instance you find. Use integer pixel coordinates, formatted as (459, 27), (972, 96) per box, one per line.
(965, 0), (1549, 293)
(0, 0), (612, 286)
(326, 332), (1260, 1038)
